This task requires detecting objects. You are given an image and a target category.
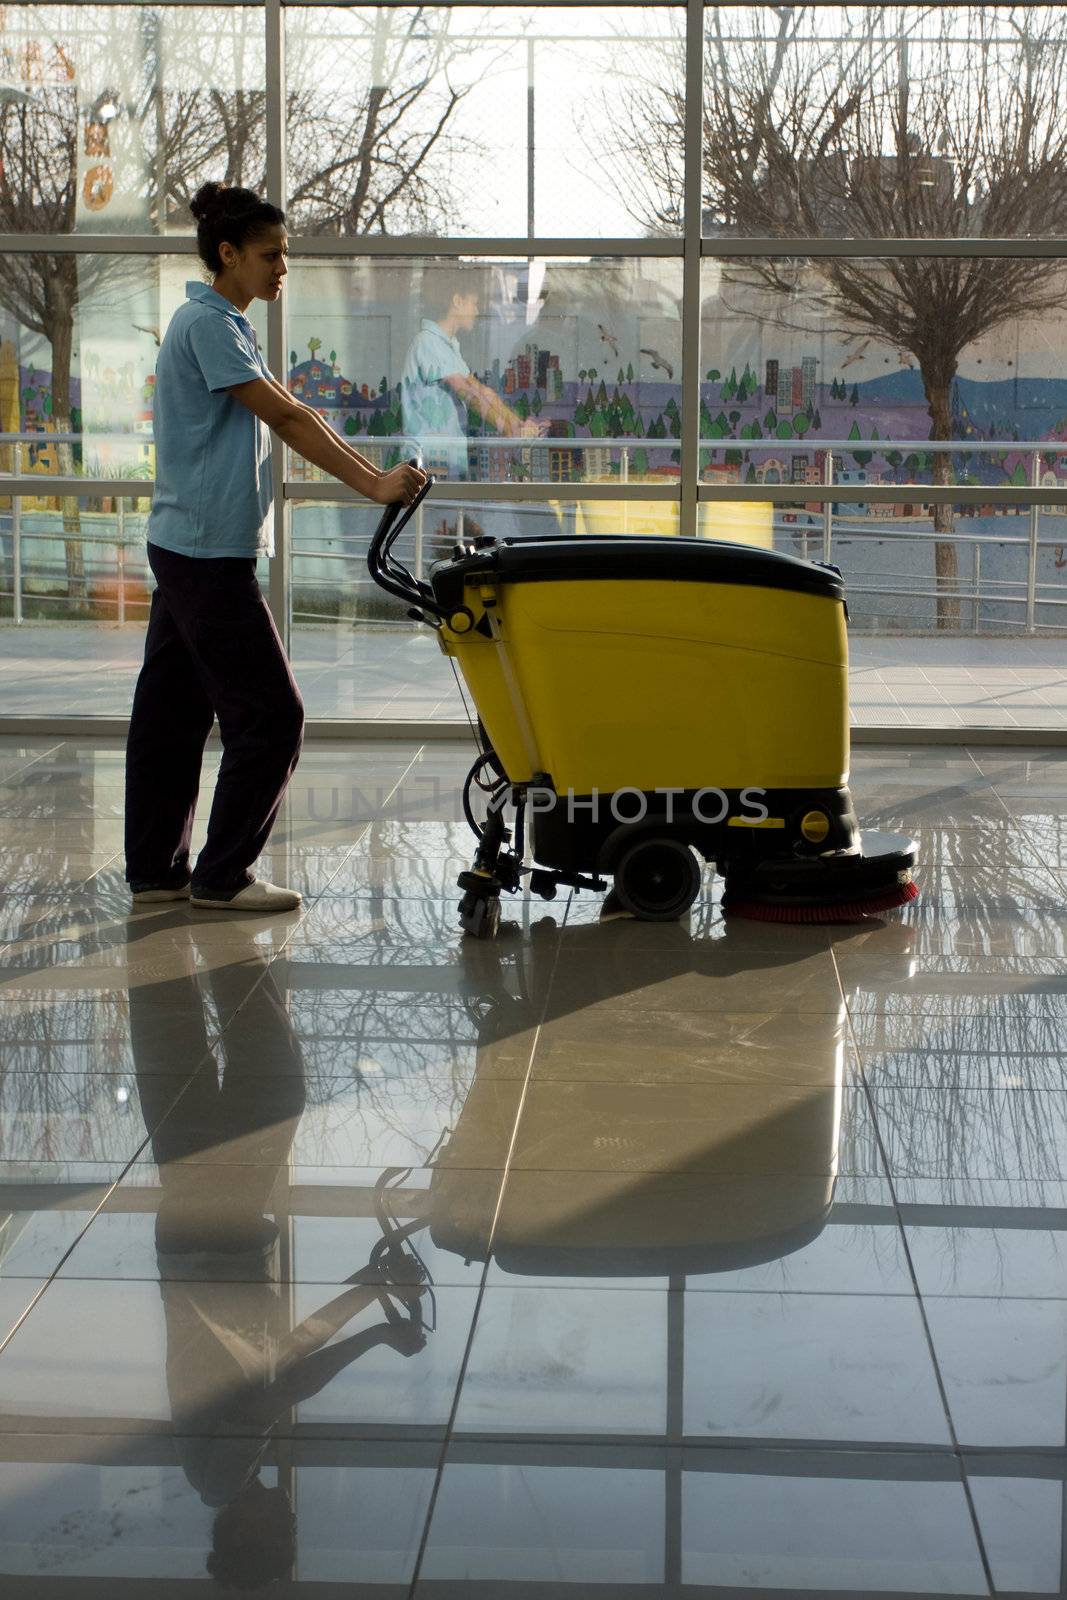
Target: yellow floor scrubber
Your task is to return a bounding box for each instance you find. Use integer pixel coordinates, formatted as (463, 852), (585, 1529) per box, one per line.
(368, 482), (918, 939)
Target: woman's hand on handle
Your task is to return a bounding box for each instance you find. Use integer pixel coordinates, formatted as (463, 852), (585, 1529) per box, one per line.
(373, 462), (427, 506)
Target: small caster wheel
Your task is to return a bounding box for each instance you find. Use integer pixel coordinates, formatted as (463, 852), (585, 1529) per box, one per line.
(613, 836), (703, 921)
(459, 893), (501, 940)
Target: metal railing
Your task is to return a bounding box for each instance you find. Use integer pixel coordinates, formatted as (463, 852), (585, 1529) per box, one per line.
(2, 436), (1067, 632)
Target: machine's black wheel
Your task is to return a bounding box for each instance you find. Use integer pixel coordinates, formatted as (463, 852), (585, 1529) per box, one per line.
(613, 837), (703, 921)
(459, 892), (501, 941)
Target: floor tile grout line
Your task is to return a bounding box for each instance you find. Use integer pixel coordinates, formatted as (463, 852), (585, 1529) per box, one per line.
(0, 732), (122, 951)
(832, 941), (997, 1598)
(439, 1427), (976, 1456)
(0, 1049), (222, 1360)
(0, 739), (64, 789)
(0, 847), (125, 961)
(406, 905), (570, 1599)
(962, 745), (989, 783)
(13, 1275), (937, 1298)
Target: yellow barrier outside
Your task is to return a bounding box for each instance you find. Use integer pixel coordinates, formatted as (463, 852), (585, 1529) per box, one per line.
(559, 486), (774, 548)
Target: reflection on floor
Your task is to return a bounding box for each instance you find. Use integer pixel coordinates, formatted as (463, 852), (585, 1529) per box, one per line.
(0, 735), (1066, 1595)
(2, 623), (1067, 727)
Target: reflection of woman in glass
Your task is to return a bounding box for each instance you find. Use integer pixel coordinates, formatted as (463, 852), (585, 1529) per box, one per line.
(129, 942), (429, 1592)
(125, 181), (426, 916)
(401, 265), (546, 483)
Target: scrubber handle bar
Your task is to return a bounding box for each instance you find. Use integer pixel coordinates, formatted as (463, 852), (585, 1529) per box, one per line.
(367, 469), (443, 620)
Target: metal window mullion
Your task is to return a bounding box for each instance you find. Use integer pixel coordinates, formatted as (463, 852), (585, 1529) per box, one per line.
(265, 0), (289, 649)
(665, 1274), (686, 1586)
(702, 237), (1067, 259)
(0, 235), (198, 254)
(695, 483), (1067, 507)
(0, 478), (153, 497)
(283, 234), (681, 257)
(0, 234), (681, 257)
(282, 480), (678, 503)
(6, 234), (1067, 260)
(677, 0), (705, 537)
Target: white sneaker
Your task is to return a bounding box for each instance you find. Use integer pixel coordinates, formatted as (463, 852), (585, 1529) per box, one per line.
(190, 879), (302, 913)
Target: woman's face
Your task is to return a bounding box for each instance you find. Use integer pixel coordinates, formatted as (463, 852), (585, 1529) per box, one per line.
(219, 223), (289, 302)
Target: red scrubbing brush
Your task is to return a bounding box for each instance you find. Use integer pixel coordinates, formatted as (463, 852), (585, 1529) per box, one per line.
(724, 878), (919, 925)
(721, 829), (920, 925)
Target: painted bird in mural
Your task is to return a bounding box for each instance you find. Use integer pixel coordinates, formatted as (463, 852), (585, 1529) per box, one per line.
(133, 324), (161, 346)
(840, 338), (872, 369)
(597, 324), (620, 357)
(639, 347), (674, 381)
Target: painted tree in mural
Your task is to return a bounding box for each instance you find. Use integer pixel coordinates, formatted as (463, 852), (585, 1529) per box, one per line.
(611, 5), (1067, 627)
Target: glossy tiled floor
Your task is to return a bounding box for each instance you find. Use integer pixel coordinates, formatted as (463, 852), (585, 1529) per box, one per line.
(1, 737), (1067, 1595)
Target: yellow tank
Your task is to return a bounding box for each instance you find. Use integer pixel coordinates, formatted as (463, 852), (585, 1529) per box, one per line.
(434, 535), (848, 795)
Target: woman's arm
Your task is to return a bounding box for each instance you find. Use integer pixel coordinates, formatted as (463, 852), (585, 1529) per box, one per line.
(229, 376), (424, 504)
(258, 372), (384, 476)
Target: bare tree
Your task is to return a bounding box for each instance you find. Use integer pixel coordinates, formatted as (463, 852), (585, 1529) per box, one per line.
(156, 6), (488, 233)
(0, 54), (95, 610)
(284, 7), (482, 235)
(145, 7), (268, 224)
(609, 6), (1067, 627)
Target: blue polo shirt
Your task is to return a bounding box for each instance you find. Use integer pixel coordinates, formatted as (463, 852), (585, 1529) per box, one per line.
(148, 282), (274, 559)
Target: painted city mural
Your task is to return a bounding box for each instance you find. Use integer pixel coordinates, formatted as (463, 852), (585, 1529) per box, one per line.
(6, 257), (1067, 493)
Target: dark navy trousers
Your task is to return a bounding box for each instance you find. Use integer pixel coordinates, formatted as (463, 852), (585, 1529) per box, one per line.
(125, 542), (304, 892)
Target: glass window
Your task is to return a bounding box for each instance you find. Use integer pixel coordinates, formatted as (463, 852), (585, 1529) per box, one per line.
(0, 253), (242, 485)
(0, 492), (151, 644)
(700, 253), (1067, 459)
(286, 255), (683, 486)
(700, 256), (1067, 628)
(0, 3), (1061, 727)
(285, 6), (684, 237)
(0, 254), (265, 671)
(288, 497), (463, 721)
(0, 6), (266, 236)
(702, 6), (1067, 239)
(289, 494), (690, 722)
(0, 487), (153, 719)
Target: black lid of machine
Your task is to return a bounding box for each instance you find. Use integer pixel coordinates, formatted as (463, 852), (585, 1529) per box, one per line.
(430, 534), (846, 612)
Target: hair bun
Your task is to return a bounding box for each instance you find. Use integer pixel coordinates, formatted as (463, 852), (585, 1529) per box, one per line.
(190, 181), (227, 222)
(190, 182), (285, 273)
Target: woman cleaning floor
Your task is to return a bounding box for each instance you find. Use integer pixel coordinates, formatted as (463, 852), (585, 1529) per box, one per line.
(125, 181), (425, 912)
